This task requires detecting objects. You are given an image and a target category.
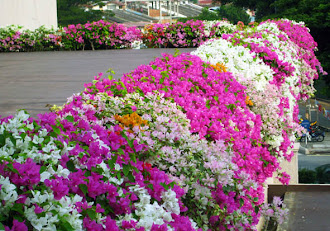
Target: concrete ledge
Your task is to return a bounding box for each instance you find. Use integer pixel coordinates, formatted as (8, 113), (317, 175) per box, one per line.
(299, 143), (330, 155)
(272, 185), (330, 231)
(268, 184), (330, 201)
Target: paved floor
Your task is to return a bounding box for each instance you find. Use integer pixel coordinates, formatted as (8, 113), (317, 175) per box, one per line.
(0, 48), (195, 118)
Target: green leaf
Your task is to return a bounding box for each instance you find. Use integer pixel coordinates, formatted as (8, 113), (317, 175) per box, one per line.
(174, 49), (181, 57)
(13, 215), (24, 222)
(108, 155), (118, 169)
(40, 166), (47, 174)
(49, 132), (57, 137)
(65, 115), (74, 123)
(9, 135), (16, 147)
(0, 222), (5, 231)
(118, 148), (125, 155)
(87, 209), (96, 220)
(239, 198), (244, 208)
(205, 99), (211, 109)
(146, 184), (154, 190)
(91, 167), (104, 175)
(123, 164), (130, 176)
(254, 206), (259, 214)
(66, 160), (77, 172)
(168, 181), (176, 188)
(59, 217), (75, 231)
(127, 172), (135, 182)
(116, 172), (121, 180)
(151, 65), (157, 70)
(253, 197), (259, 202)
(12, 203), (24, 214)
(6, 163), (19, 174)
(33, 121), (41, 131)
(79, 184), (88, 196)
(159, 76), (165, 84)
(0, 135), (5, 147)
(160, 182), (169, 191)
(51, 126), (61, 135)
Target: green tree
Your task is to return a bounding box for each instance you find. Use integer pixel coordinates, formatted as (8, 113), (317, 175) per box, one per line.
(178, 6), (250, 25)
(57, 0), (114, 26)
(214, 0), (330, 98)
(216, 4), (251, 24)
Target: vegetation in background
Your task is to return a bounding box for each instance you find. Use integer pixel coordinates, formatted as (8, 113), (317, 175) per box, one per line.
(215, 0), (330, 98)
(178, 6), (250, 25)
(299, 165), (330, 184)
(57, 0), (114, 26)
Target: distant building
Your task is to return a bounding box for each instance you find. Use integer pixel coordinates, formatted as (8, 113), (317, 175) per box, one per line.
(0, 0), (58, 30)
(198, 0), (213, 6)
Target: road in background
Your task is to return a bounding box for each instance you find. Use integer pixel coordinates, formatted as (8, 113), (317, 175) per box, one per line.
(0, 48), (195, 117)
(298, 153), (330, 170)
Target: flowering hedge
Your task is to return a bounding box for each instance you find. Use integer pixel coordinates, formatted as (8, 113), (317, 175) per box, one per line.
(0, 26), (61, 52)
(0, 19), (324, 230)
(0, 20), (236, 52)
(0, 20), (142, 52)
(61, 20), (142, 50)
(142, 20), (236, 48)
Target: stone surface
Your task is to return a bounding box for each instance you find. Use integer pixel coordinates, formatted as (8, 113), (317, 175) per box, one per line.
(278, 190), (330, 231)
(0, 48), (195, 118)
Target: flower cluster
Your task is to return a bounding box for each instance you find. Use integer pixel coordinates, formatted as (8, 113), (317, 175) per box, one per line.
(260, 196), (289, 225)
(0, 18), (325, 231)
(79, 91), (249, 229)
(142, 20), (237, 48)
(0, 21), (141, 52)
(0, 108), (195, 230)
(1, 20), (237, 52)
(82, 52), (278, 229)
(0, 25), (62, 52)
(192, 19), (320, 168)
(62, 20), (142, 50)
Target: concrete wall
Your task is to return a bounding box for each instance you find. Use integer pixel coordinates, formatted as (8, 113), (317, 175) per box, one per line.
(0, 0), (58, 30)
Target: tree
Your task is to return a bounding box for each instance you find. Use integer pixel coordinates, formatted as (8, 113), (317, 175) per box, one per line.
(57, 0), (114, 26)
(216, 4), (251, 24)
(178, 6), (250, 25)
(214, 0), (330, 98)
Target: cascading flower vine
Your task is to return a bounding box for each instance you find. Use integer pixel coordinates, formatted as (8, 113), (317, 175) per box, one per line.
(0, 107), (196, 231)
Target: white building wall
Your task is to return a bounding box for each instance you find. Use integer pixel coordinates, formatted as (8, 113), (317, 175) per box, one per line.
(0, 0), (58, 30)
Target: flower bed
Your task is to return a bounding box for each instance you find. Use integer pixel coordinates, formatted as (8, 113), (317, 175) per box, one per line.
(0, 20), (142, 52)
(0, 20), (236, 52)
(0, 19), (325, 230)
(142, 20), (236, 48)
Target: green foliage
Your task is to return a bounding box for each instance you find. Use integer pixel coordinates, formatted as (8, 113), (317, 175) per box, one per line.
(299, 168), (316, 183)
(299, 165), (330, 184)
(178, 6), (250, 24)
(215, 0), (330, 99)
(177, 8), (219, 22)
(57, 0), (114, 26)
(216, 5), (251, 24)
(315, 164), (330, 184)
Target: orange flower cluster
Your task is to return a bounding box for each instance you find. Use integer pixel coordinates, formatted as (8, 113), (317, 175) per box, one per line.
(114, 112), (148, 132)
(245, 96), (253, 106)
(210, 63), (227, 73)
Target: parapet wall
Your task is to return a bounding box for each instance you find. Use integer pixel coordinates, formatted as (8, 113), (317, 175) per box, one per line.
(0, 0), (58, 30)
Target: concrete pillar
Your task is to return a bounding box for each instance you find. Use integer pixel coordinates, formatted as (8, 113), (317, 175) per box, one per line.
(257, 142), (300, 230)
(0, 0), (58, 30)
(273, 142), (300, 184)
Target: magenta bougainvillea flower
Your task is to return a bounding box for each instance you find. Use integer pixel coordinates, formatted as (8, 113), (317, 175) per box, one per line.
(0, 19), (325, 230)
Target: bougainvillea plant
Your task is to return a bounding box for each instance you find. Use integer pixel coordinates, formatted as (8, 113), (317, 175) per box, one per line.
(0, 19), (325, 231)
